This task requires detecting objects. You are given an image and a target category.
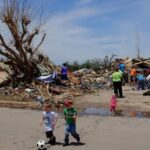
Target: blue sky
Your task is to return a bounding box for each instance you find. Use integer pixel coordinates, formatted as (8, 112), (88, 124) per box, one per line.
(1, 0), (150, 64)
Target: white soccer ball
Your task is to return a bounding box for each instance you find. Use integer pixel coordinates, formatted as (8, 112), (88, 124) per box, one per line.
(37, 140), (46, 150)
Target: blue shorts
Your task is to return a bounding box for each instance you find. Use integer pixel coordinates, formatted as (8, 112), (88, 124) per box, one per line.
(61, 74), (68, 80)
(65, 124), (76, 134)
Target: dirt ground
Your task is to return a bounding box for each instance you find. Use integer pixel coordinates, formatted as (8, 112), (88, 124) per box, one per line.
(0, 85), (150, 150)
(74, 85), (150, 112)
(0, 85), (150, 113)
(0, 108), (150, 150)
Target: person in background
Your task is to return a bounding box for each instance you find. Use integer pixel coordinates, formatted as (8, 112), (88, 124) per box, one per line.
(136, 71), (145, 90)
(146, 73), (150, 89)
(118, 62), (126, 85)
(118, 62), (126, 73)
(61, 63), (68, 80)
(112, 68), (124, 98)
(130, 66), (137, 85)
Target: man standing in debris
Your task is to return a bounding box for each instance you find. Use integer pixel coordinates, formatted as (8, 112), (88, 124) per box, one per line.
(112, 68), (124, 98)
(136, 71), (145, 90)
(61, 63), (68, 80)
(129, 66), (137, 85)
(118, 62), (126, 85)
(118, 62), (126, 73)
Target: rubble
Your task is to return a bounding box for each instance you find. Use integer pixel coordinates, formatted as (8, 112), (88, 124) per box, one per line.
(118, 57), (150, 70)
(0, 57), (150, 109)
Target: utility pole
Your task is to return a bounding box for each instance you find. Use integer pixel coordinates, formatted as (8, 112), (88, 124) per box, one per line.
(136, 32), (140, 59)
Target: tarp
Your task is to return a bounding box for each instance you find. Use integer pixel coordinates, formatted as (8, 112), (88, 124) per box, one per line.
(36, 74), (54, 83)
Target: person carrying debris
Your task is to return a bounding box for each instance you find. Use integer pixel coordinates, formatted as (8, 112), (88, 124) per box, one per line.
(63, 99), (80, 146)
(112, 68), (124, 98)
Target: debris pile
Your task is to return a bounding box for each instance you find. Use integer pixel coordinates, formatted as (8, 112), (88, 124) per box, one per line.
(73, 68), (112, 89)
(0, 57), (150, 109)
(116, 57), (150, 71)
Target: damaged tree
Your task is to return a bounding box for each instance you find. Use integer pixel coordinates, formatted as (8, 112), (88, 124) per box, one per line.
(0, 0), (46, 84)
(102, 54), (117, 69)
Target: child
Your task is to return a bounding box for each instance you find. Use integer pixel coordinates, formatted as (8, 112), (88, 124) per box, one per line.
(63, 99), (80, 146)
(40, 103), (58, 145)
(110, 94), (117, 114)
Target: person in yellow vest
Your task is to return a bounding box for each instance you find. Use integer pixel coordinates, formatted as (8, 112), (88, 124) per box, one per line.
(112, 68), (124, 98)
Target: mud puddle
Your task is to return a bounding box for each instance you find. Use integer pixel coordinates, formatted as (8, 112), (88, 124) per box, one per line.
(80, 107), (150, 118)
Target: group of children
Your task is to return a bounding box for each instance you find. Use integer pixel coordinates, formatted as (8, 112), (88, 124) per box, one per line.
(40, 99), (80, 146)
(40, 94), (117, 146)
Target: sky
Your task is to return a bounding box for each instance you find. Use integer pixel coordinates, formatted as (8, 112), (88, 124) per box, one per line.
(1, 0), (150, 64)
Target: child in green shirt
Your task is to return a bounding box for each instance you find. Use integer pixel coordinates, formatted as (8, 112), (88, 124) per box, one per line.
(63, 100), (80, 146)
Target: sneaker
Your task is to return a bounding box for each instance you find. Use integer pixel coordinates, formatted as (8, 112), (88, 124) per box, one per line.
(50, 136), (56, 145)
(119, 96), (125, 98)
(77, 139), (80, 143)
(76, 135), (80, 143)
(63, 143), (69, 146)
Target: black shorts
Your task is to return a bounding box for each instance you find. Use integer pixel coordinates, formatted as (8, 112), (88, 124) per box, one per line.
(46, 131), (53, 138)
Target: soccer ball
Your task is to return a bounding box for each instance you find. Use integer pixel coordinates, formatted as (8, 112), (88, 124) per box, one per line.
(37, 140), (46, 150)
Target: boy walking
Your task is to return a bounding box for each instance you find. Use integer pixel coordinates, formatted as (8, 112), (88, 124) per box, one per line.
(40, 103), (58, 145)
(63, 100), (80, 146)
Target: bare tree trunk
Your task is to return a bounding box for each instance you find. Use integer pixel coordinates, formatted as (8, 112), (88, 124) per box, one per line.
(0, 0), (47, 85)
